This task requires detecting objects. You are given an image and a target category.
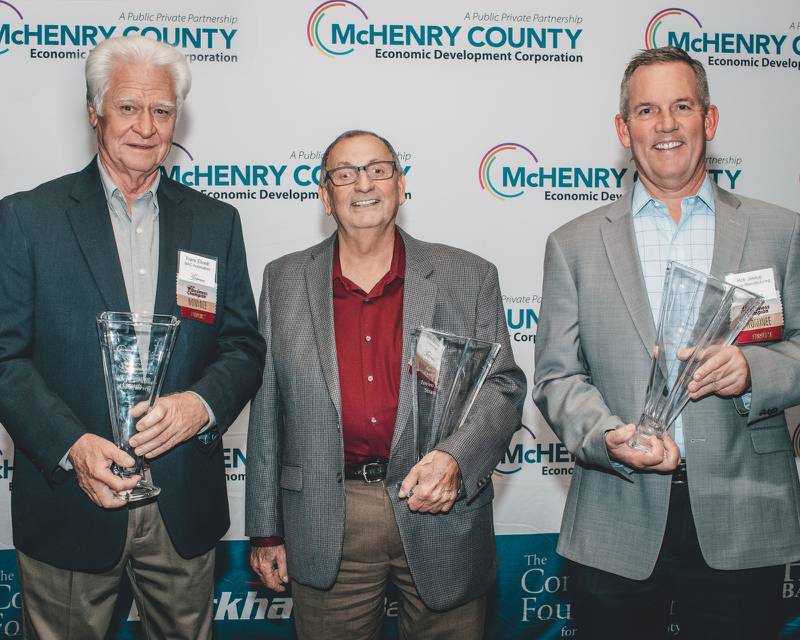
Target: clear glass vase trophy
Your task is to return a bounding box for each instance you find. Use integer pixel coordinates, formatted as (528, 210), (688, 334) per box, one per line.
(411, 327), (501, 459)
(628, 261), (764, 453)
(96, 312), (180, 502)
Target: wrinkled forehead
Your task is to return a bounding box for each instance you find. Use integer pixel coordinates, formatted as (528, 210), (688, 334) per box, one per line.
(107, 62), (177, 100)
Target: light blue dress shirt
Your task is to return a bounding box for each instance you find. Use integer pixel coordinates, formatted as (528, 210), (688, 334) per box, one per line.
(631, 176), (715, 457)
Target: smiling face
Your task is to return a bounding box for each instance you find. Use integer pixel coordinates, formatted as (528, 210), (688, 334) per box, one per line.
(615, 61), (718, 199)
(89, 62), (177, 188)
(319, 134), (406, 236)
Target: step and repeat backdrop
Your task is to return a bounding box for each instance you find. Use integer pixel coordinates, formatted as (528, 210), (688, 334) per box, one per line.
(1, 1), (799, 637)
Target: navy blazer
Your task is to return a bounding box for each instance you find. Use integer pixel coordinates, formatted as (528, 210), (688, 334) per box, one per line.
(0, 160), (265, 571)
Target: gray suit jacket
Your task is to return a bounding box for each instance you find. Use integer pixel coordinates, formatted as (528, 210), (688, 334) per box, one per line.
(533, 186), (800, 579)
(245, 227), (525, 610)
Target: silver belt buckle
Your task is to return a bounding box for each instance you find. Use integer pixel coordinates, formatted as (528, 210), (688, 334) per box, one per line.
(361, 462), (383, 483)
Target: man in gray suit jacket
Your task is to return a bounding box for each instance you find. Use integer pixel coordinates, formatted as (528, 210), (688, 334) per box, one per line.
(245, 130), (525, 639)
(533, 47), (800, 639)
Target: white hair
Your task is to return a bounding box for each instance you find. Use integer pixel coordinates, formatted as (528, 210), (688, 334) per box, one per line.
(85, 35), (191, 116)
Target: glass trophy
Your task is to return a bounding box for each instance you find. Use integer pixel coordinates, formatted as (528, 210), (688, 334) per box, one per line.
(411, 327), (501, 459)
(96, 312), (180, 502)
(628, 261), (764, 453)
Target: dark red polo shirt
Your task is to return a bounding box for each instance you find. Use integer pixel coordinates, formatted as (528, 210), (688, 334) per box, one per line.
(252, 232), (405, 548)
(333, 231), (405, 464)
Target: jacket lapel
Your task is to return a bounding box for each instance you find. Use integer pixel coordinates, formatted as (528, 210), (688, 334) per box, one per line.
(390, 228), (437, 454)
(65, 160), (130, 313)
(154, 172), (192, 316)
(306, 234), (342, 420)
(600, 195), (655, 355)
(709, 187), (747, 279)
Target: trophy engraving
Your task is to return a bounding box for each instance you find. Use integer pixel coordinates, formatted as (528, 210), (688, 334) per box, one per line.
(97, 312), (180, 502)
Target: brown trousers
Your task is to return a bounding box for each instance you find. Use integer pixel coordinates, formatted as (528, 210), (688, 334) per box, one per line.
(17, 499), (214, 640)
(292, 480), (487, 640)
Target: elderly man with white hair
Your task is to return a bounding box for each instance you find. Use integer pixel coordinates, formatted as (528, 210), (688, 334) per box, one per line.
(0, 36), (265, 638)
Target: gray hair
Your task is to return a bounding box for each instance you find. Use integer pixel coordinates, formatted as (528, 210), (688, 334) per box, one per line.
(85, 35), (191, 116)
(320, 130), (401, 182)
(619, 46), (710, 120)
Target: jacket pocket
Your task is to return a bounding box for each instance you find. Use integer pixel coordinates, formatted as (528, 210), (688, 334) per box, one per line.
(461, 482), (495, 512)
(280, 464), (303, 491)
(750, 427), (792, 454)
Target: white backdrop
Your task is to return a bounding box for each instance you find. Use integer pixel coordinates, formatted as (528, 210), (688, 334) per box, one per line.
(0, 1), (799, 637)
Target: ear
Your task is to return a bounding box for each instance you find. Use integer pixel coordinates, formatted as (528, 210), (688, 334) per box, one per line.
(88, 101), (99, 129)
(319, 182), (332, 216)
(615, 113), (631, 149)
(397, 170), (407, 207)
(704, 104), (719, 142)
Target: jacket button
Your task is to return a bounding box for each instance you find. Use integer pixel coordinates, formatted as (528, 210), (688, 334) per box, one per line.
(336, 472), (342, 483)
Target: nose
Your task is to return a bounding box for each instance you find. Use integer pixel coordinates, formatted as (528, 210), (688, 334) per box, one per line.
(656, 108), (678, 133)
(133, 110), (156, 138)
(354, 166), (373, 191)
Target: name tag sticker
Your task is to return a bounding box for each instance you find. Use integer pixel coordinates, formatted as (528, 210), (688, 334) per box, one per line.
(726, 268), (784, 343)
(178, 250), (217, 287)
(177, 251), (218, 324)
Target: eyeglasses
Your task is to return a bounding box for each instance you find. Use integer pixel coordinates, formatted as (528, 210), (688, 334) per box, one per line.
(324, 160), (397, 186)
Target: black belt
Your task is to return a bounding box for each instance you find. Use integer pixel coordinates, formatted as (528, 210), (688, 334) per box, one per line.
(672, 459), (687, 484)
(344, 459), (389, 483)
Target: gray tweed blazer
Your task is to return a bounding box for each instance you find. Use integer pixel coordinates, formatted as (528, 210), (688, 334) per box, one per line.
(533, 185), (800, 579)
(245, 226), (526, 610)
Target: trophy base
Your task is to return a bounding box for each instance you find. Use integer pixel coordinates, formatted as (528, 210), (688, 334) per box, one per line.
(117, 480), (161, 503)
(627, 414), (665, 454)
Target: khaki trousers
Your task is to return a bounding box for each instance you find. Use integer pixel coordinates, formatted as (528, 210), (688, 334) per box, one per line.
(17, 499), (214, 640)
(292, 480), (487, 640)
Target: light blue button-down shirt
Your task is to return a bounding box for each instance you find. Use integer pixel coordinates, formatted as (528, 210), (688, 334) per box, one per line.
(632, 176), (715, 456)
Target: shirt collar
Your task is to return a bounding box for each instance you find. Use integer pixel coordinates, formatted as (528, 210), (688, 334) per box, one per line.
(333, 229), (406, 296)
(632, 174), (715, 217)
(97, 157), (161, 216)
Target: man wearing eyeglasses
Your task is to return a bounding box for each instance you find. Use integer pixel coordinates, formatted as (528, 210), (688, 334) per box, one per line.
(245, 130), (525, 638)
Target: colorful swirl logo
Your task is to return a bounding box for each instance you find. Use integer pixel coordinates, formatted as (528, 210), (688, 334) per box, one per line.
(0, 1), (24, 55)
(307, 0), (368, 57)
(645, 8), (702, 49)
(479, 142), (538, 200)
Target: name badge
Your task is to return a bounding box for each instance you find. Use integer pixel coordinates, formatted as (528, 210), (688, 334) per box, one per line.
(725, 267), (784, 343)
(177, 250), (218, 324)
